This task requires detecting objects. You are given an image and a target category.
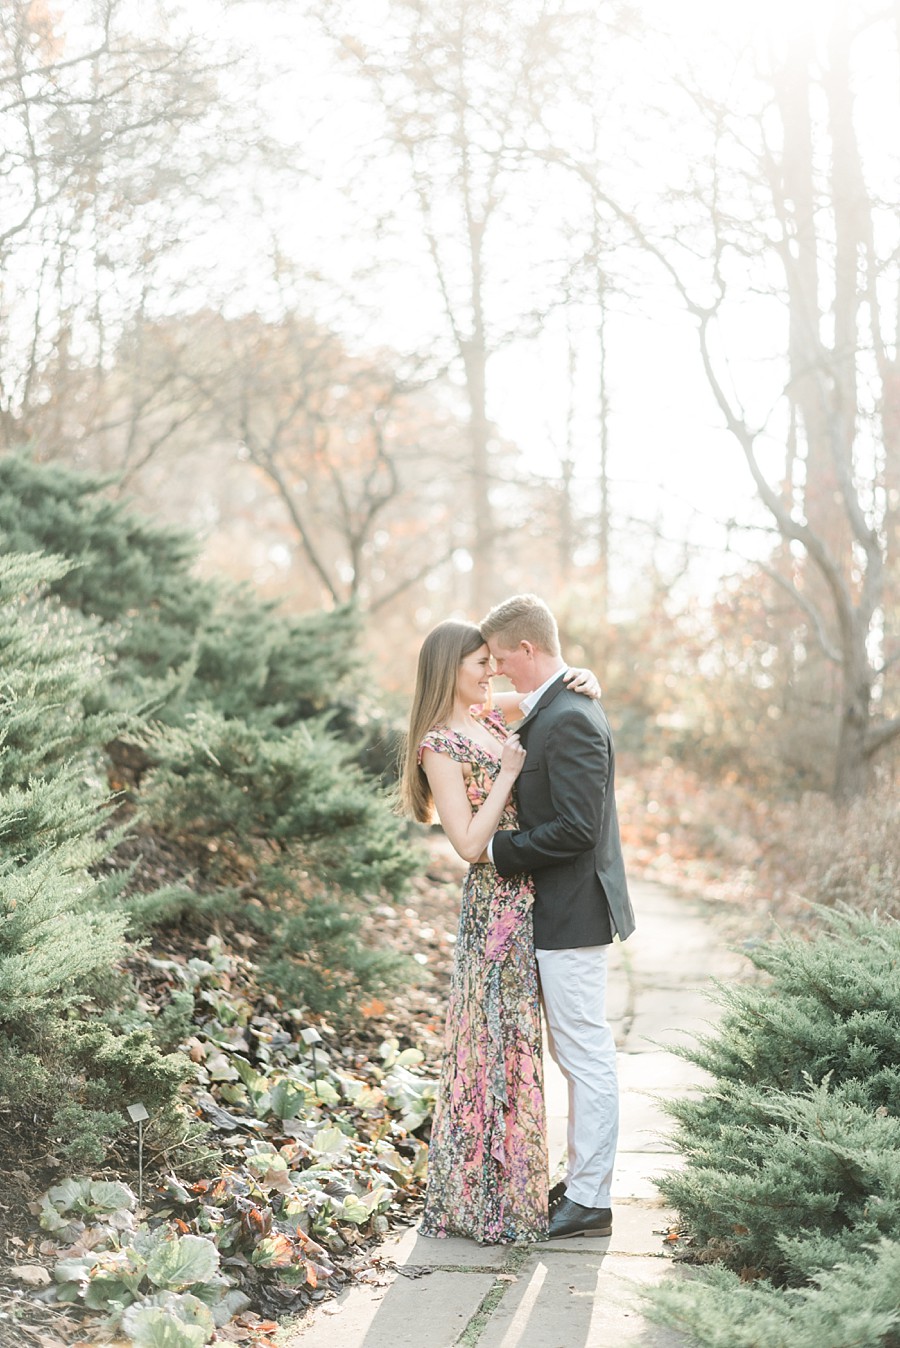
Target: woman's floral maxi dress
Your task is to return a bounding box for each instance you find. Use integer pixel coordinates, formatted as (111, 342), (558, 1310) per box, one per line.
(417, 710), (548, 1242)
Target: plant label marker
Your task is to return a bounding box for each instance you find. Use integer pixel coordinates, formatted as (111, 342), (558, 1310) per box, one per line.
(127, 1102), (150, 1206)
(300, 1027), (323, 1086)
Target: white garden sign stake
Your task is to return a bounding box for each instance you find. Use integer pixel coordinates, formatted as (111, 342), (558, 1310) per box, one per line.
(300, 1026), (323, 1089)
(126, 1102), (150, 1206)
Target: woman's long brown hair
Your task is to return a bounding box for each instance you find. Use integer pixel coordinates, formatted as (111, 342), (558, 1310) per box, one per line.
(398, 620), (485, 823)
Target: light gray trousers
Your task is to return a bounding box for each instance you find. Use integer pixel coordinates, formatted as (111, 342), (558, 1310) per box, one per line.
(536, 944), (618, 1209)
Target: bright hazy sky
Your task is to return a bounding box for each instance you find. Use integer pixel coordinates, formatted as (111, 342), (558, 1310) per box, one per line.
(179, 0), (882, 596)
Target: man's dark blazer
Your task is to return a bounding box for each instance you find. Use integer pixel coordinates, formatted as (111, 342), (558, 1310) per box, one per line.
(492, 673), (635, 949)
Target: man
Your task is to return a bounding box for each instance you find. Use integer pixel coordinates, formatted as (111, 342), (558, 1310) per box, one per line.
(481, 593), (635, 1239)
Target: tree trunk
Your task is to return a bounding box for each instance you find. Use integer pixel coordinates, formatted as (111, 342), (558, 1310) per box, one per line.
(834, 660), (873, 801)
(882, 365), (900, 683)
(596, 267), (611, 622)
(462, 336), (494, 615)
(773, 33), (847, 562)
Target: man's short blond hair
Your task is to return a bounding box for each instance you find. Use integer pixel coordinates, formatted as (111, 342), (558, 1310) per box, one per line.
(480, 593), (560, 656)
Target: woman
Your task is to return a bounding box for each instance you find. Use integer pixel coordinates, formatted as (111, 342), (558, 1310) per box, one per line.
(399, 620), (599, 1243)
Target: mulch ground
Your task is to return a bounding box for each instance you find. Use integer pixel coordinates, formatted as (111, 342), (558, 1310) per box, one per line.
(0, 812), (768, 1347)
(0, 832), (465, 1348)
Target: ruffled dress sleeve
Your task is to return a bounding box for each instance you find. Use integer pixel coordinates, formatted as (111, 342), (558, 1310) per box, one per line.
(418, 727), (457, 765)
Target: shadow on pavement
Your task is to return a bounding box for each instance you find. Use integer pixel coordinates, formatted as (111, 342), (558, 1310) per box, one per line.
(305, 1227), (686, 1348)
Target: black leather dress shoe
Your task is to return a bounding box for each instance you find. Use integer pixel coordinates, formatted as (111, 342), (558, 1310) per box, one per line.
(547, 1196), (613, 1239)
(548, 1180), (567, 1207)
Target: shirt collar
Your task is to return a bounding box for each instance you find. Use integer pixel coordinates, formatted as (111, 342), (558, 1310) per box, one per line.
(518, 666), (568, 717)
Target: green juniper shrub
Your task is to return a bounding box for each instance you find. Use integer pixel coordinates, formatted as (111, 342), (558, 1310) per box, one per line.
(1, 457), (420, 1032)
(2, 454), (423, 1056)
(0, 556), (129, 1019)
(0, 553), (123, 776)
(47, 1103), (126, 1170)
(650, 1239), (900, 1348)
(253, 880), (412, 1021)
(131, 707), (419, 1019)
(683, 907), (900, 1104)
(0, 552), (193, 1164)
(137, 708), (415, 896)
(647, 907), (900, 1348)
(123, 882), (246, 931)
(188, 589), (363, 727)
(0, 456), (199, 625)
(0, 453), (416, 867)
(0, 454), (362, 729)
(660, 1076), (900, 1281)
(0, 455), (216, 712)
(152, 989), (200, 1052)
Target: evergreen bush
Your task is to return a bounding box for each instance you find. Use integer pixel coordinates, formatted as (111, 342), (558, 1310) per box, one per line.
(678, 907), (900, 1114)
(653, 1241), (900, 1348)
(0, 454), (362, 725)
(256, 891), (411, 1020)
(0, 456), (419, 1023)
(649, 907), (900, 1348)
(139, 708), (414, 895)
(0, 552), (191, 1164)
(134, 708), (416, 1017)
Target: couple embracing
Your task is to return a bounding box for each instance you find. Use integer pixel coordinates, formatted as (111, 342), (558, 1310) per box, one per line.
(400, 593), (635, 1244)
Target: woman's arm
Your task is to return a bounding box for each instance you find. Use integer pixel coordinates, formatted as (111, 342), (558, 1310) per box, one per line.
(480, 668), (602, 723)
(491, 690), (526, 721)
(564, 667), (602, 699)
(421, 734), (526, 864)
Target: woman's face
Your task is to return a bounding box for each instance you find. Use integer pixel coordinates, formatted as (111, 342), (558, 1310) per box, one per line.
(456, 643), (493, 709)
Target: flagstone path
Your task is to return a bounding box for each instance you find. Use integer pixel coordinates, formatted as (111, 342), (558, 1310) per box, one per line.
(285, 875), (748, 1348)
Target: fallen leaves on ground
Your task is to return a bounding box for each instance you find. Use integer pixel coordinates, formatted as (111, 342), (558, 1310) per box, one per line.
(0, 854), (465, 1346)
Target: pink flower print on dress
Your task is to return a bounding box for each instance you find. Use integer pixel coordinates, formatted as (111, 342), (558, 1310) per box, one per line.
(485, 909), (519, 962)
(416, 712), (548, 1243)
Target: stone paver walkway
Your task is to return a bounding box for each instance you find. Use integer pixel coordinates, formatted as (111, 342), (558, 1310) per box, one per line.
(285, 878), (746, 1347)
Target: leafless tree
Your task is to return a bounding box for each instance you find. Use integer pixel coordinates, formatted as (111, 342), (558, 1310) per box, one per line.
(546, 3), (900, 798)
(0, 0), (237, 457)
(313, 0), (632, 612)
(95, 309), (473, 613)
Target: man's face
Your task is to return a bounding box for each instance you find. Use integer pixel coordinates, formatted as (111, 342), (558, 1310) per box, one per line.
(487, 638), (537, 693)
